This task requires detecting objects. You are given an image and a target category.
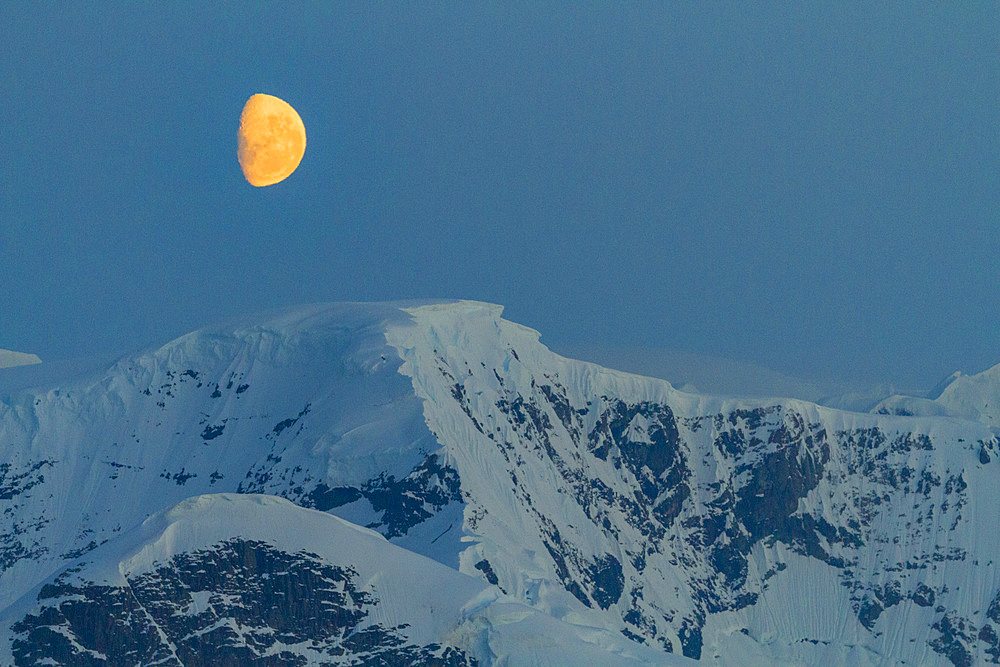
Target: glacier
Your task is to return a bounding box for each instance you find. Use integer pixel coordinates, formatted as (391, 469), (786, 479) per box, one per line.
(1, 300), (998, 665)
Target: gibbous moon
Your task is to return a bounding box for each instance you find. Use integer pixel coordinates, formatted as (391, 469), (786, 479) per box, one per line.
(237, 94), (306, 187)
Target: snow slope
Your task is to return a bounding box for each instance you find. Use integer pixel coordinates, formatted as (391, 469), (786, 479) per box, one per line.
(1, 300), (999, 665)
(1, 493), (675, 666)
(875, 363), (1000, 429)
(0, 349), (40, 370)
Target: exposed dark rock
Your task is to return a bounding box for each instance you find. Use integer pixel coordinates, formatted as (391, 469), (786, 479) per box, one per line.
(60, 541), (101, 560)
(10, 539), (476, 667)
(362, 456), (463, 538)
(912, 582), (936, 607)
(858, 596), (883, 630)
(286, 454), (464, 539)
(269, 404), (310, 437)
(877, 581), (903, 608)
(679, 616), (703, 659)
(539, 383), (581, 440)
(589, 400), (690, 527)
(708, 533), (751, 585)
(980, 623), (1000, 663)
(930, 614), (974, 667)
(474, 559), (499, 586)
(588, 554), (624, 610)
(159, 469), (197, 486)
(988, 590), (1000, 624)
(0, 460), (54, 500)
(734, 419), (830, 555)
(201, 424), (225, 440)
(540, 526), (591, 608)
(306, 484), (362, 511)
(592, 401), (683, 481)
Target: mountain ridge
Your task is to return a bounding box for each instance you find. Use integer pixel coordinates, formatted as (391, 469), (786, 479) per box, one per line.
(0, 349), (40, 370)
(2, 300), (999, 665)
(875, 361), (1000, 429)
(2, 492), (676, 666)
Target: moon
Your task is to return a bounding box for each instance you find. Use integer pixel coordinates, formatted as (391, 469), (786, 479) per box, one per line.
(237, 94), (306, 187)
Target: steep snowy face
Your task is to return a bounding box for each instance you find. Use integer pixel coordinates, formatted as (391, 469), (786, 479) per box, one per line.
(0, 302), (467, 610)
(384, 303), (1000, 664)
(0, 494), (676, 667)
(2, 300), (1000, 665)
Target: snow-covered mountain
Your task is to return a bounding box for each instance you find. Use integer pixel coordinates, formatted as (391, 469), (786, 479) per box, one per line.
(0, 349), (40, 370)
(875, 364), (1000, 430)
(0, 493), (671, 666)
(1, 300), (999, 665)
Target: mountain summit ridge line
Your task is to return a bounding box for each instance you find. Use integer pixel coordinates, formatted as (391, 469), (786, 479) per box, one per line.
(1, 300), (998, 665)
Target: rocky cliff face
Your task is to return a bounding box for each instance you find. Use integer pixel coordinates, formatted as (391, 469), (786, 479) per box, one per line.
(12, 537), (472, 667)
(1, 301), (998, 665)
(2, 494), (667, 666)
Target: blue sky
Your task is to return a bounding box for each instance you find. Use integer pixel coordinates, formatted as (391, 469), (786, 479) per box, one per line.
(1, 3), (998, 392)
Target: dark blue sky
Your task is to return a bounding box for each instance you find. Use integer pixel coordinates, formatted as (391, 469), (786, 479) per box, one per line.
(2, 4), (998, 390)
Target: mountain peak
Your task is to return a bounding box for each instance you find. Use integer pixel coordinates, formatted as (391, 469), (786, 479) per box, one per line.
(926, 370), (964, 400)
(3, 301), (1000, 664)
(0, 349), (40, 369)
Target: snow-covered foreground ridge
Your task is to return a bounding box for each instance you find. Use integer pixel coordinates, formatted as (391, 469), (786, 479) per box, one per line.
(1, 300), (999, 665)
(0, 493), (672, 666)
